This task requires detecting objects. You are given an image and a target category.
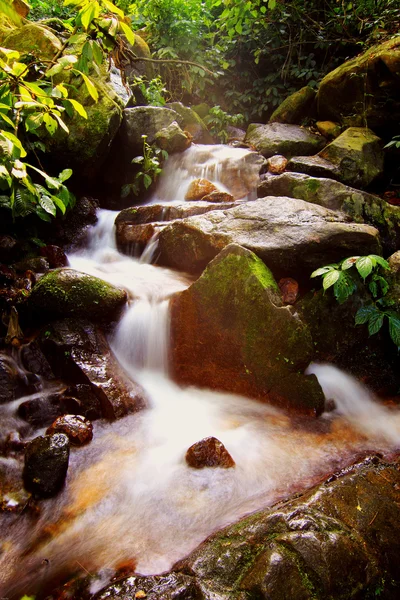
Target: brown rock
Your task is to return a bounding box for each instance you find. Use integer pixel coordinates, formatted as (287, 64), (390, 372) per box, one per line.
(12, 0), (29, 17)
(185, 179), (218, 201)
(40, 245), (69, 268)
(46, 414), (93, 446)
(186, 437), (235, 469)
(316, 121), (342, 140)
(201, 191), (234, 203)
(267, 155), (288, 174)
(278, 278), (299, 304)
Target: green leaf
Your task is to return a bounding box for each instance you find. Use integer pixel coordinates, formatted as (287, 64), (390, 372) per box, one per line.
(35, 206), (52, 222)
(1, 131), (27, 157)
(27, 164), (61, 190)
(43, 113), (57, 135)
(341, 256), (359, 270)
(119, 21), (136, 46)
(80, 1), (100, 30)
(143, 173), (152, 189)
(102, 0), (124, 17)
(39, 194), (56, 216)
(268, 0), (277, 8)
(58, 168), (73, 182)
(64, 98), (88, 119)
(52, 112), (69, 134)
(322, 269), (340, 290)
(368, 254), (389, 270)
(355, 305), (376, 325)
(387, 312), (400, 347)
(310, 265), (336, 278)
(0, 111), (14, 128)
(356, 256), (373, 279)
(51, 194), (66, 215)
(78, 72), (99, 101)
(333, 270), (357, 304)
(367, 310), (384, 336)
(11, 159), (27, 179)
(91, 41), (103, 65)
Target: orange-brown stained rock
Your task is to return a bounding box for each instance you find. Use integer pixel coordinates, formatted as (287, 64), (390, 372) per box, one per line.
(267, 155), (288, 174)
(186, 436), (235, 469)
(47, 415), (93, 446)
(278, 277), (299, 304)
(201, 191), (234, 203)
(185, 179), (218, 201)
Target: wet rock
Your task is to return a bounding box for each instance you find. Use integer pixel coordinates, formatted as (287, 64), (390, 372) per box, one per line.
(201, 191), (234, 203)
(0, 458), (30, 513)
(120, 106), (183, 155)
(226, 125), (246, 141)
(170, 244), (324, 414)
(5, 431), (26, 452)
(267, 155), (288, 174)
(28, 268), (127, 323)
(287, 154), (341, 180)
(0, 264), (16, 283)
(155, 121), (191, 154)
(186, 437), (235, 469)
(60, 384), (103, 420)
(18, 395), (66, 428)
(39, 318), (145, 420)
(316, 121), (342, 140)
(46, 414), (93, 446)
(166, 102), (213, 144)
(20, 340), (54, 380)
(24, 433), (69, 497)
(319, 127), (384, 188)
(14, 256), (50, 273)
(185, 179), (218, 201)
(278, 278), (299, 304)
(269, 86), (316, 124)
(245, 123), (325, 159)
(40, 245), (69, 268)
(0, 355), (29, 404)
(157, 197), (381, 277)
(257, 172), (400, 253)
(52, 196), (99, 251)
(95, 573), (203, 600)
(116, 222), (158, 256)
(317, 36), (400, 134)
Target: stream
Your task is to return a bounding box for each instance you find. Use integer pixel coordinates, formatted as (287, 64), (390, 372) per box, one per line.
(1, 145), (400, 598)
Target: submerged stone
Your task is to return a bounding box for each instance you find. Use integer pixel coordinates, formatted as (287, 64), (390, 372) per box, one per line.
(186, 437), (235, 469)
(23, 433), (69, 497)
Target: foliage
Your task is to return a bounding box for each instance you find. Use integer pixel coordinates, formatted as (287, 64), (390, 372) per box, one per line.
(130, 75), (168, 106)
(384, 136), (400, 150)
(28, 0), (76, 21)
(122, 135), (168, 197)
(311, 255), (400, 349)
(0, 0), (136, 223)
(203, 106), (244, 143)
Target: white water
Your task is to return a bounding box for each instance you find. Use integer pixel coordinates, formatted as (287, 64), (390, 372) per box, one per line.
(1, 147), (400, 598)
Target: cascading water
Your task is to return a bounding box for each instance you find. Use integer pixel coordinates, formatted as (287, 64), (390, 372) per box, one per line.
(1, 145), (400, 598)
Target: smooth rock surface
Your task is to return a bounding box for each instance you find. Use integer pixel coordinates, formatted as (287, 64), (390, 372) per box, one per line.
(23, 434), (69, 497)
(157, 197), (381, 276)
(186, 437), (235, 469)
(245, 123), (325, 158)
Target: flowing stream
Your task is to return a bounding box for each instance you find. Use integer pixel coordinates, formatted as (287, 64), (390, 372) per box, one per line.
(1, 145), (400, 597)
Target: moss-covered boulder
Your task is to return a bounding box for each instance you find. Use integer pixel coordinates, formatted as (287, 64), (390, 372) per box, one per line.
(28, 268), (127, 322)
(316, 121), (342, 140)
(170, 244), (323, 414)
(317, 35), (400, 134)
(245, 122), (325, 158)
(154, 120), (191, 153)
(319, 127), (384, 188)
(166, 102), (214, 143)
(3, 22), (62, 59)
(269, 85), (316, 124)
(258, 172), (400, 253)
(157, 197), (381, 276)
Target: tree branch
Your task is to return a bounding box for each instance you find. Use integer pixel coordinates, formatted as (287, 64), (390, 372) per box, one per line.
(128, 56), (216, 76)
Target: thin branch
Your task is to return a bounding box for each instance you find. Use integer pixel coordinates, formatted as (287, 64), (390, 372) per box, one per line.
(127, 56), (216, 76)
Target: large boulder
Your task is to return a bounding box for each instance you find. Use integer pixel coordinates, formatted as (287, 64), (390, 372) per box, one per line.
(154, 121), (191, 154)
(39, 318), (145, 420)
(97, 458), (400, 600)
(317, 35), (400, 134)
(119, 106), (183, 155)
(170, 244), (324, 415)
(269, 86), (316, 124)
(245, 123), (325, 158)
(157, 197), (381, 277)
(3, 22), (62, 59)
(28, 268), (127, 322)
(318, 127), (384, 188)
(166, 102), (214, 144)
(258, 172), (400, 253)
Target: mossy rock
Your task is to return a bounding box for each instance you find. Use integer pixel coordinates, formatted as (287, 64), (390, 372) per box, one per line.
(4, 22), (62, 60)
(245, 123), (325, 159)
(166, 102), (214, 143)
(170, 243), (323, 414)
(28, 268), (127, 322)
(0, 13), (17, 43)
(269, 85), (316, 125)
(317, 35), (400, 135)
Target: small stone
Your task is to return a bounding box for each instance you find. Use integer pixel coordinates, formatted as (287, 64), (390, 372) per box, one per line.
(316, 121), (342, 140)
(267, 155), (288, 174)
(24, 433), (70, 497)
(201, 191), (234, 203)
(278, 278), (299, 305)
(186, 436), (235, 469)
(46, 414), (93, 446)
(185, 179), (218, 201)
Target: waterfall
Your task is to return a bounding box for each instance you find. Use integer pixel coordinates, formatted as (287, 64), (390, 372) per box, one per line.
(1, 145), (400, 598)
